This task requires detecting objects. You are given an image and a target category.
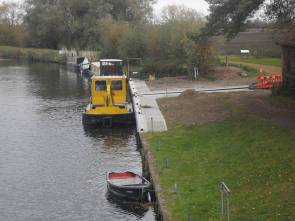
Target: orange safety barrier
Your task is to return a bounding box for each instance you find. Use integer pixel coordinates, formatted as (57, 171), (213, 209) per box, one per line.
(256, 74), (282, 89)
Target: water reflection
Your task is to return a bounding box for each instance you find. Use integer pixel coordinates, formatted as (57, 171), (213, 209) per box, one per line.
(83, 126), (136, 149)
(106, 192), (149, 219)
(26, 62), (89, 99)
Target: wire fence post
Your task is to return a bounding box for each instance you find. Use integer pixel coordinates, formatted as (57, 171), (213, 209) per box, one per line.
(220, 182), (231, 221)
(194, 67), (199, 79)
(157, 140), (160, 151)
(165, 158), (169, 168)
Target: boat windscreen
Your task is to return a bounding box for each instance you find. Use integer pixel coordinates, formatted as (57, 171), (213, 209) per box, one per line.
(76, 57), (85, 64)
(111, 80), (122, 90)
(95, 80), (107, 91)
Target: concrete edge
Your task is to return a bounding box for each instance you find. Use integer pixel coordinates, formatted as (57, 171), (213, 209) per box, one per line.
(152, 98), (168, 132)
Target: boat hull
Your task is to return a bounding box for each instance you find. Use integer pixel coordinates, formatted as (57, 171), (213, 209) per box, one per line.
(82, 112), (135, 126)
(107, 182), (147, 201)
(80, 67), (92, 76)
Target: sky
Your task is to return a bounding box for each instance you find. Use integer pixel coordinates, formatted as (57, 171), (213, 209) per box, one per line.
(154, 0), (209, 16)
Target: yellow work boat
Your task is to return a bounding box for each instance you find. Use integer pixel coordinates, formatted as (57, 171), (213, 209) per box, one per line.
(82, 75), (134, 126)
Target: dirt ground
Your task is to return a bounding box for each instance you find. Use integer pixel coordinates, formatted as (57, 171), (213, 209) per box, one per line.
(158, 90), (295, 131)
(148, 66), (255, 91)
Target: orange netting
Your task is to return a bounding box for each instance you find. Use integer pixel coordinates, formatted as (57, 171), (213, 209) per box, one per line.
(256, 74), (282, 89)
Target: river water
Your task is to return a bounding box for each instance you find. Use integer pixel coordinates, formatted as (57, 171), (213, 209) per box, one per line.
(0, 60), (157, 221)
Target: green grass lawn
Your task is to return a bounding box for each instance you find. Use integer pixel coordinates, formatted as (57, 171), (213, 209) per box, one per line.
(220, 55), (282, 67)
(148, 117), (295, 221)
(123, 65), (144, 73)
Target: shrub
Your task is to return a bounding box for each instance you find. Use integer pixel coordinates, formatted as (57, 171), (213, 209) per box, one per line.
(0, 46), (66, 63)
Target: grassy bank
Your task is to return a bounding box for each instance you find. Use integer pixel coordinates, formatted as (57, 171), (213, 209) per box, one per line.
(225, 62), (258, 77)
(148, 117), (295, 221)
(220, 55), (281, 67)
(0, 46), (66, 63)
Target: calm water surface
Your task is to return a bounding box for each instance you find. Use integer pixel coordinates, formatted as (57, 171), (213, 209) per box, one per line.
(0, 60), (157, 221)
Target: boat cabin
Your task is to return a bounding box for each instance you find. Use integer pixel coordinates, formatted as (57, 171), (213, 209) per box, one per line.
(100, 59), (123, 76)
(91, 75), (128, 108)
(90, 59), (124, 76)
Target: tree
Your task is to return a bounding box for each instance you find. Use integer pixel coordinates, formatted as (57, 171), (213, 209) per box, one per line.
(203, 0), (295, 39)
(183, 37), (217, 77)
(0, 1), (23, 26)
(24, 0), (108, 49)
(23, 0), (155, 50)
(265, 0), (295, 24)
(141, 5), (214, 76)
(106, 0), (156, 22)
(160, 5), (203, 24)
(24, 0), (64, 48)
(99, 17), (129, 57)
(0, 2), (27, 47)
(118, 25), (147, 58)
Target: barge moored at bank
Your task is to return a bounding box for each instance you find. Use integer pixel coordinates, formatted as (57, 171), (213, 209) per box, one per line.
(78, 57), (91, 75)
(82, 75), (134, 126)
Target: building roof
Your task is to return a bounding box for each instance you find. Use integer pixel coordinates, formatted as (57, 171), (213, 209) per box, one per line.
(278, 24), (295, 47)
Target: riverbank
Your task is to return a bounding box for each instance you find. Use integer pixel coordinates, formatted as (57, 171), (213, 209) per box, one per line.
(0, 46), (66, 63)
(142, 91), (295, 220)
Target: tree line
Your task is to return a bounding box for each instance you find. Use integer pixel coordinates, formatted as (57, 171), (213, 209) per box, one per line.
(0, 0), (294, 76)
(203, 0), (295, 39)
(0, 0), (215, 76)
